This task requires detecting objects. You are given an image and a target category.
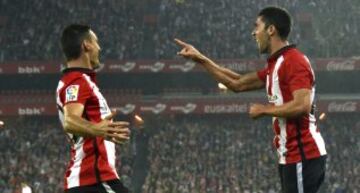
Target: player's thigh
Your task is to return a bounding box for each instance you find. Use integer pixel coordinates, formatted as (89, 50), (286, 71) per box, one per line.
(303, 156), (326, 193)
(279, 163), (298, 193)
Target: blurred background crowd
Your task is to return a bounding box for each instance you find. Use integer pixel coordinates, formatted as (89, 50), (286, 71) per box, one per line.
(0, 0), (359, 62)
(0, 117), (135, 193)
(0, 114), (359, 193)
(0, 0), (359, 192)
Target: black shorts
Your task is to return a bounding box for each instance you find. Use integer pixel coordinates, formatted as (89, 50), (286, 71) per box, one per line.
(279, 156), (326, 193)
(65, 179), (129, 193)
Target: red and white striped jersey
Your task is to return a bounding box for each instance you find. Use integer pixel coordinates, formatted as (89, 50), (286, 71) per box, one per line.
(56, 68), (119, 189)
(257, 45), (327, 165)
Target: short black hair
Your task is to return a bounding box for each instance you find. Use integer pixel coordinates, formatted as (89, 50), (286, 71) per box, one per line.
(60, 24), (91, 61)
(258, 6), (291, 40)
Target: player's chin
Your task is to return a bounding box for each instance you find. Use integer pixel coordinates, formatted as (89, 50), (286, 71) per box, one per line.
(91, 61), (101, 69)
(259, 46), (268, 54)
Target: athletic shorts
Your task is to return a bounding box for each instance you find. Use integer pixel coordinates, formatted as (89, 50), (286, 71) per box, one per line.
(65, 179), (129, 193)
(279, 156), (326, 193)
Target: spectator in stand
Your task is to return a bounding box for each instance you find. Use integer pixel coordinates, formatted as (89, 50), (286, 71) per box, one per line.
(142, 114), (360, 193)
(0, 117), (134, 193)
(0, 114), (359, 192)
(0, 0), (359, 62)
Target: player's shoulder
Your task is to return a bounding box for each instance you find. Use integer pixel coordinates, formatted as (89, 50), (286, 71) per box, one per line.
(282, 48), (311, 68)
(283, 48), (307, 61)
(60, 71), (88, 86)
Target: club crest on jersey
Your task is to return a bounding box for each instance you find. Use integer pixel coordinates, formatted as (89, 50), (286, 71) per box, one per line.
(65, 85), (79, 102)
(267, 95), (278, 102)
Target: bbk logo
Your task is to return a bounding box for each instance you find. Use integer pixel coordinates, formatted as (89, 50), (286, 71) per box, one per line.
(18, 107), (43, 115)
(18, 66), (42, 74)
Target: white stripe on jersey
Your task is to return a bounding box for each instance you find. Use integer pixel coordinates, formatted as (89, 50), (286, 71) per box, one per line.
(56, 81), (65, 127)
(271, 56), (287, 164)
(271, 56), (285, 106)
(278, 118), (287, 164)
(56, 81), (65, 107)
(82, 74), (112, 119)
(56, 81), (75, 142)
(67, 138), (85, 189)
(309, 115), (327, 156)
(303, 56), (327, 156)
(104, 140), (119, 178)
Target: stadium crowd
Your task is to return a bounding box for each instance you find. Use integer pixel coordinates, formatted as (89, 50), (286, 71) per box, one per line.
(0, 113), (358, 192)
(142, 114), (360, 193)
(0, 0), (359, 62)
(0, 117), (134, 193)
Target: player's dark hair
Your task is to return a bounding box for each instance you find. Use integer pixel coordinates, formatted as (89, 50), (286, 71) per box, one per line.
(258, 7), (291, 40)
(61, 24), (91, 61)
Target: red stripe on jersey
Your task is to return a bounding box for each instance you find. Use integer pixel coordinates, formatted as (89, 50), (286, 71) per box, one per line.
(79, 139), (97, 186)
(267, 69), (273, 96)
(273, 119), (280, 149)
(284, 123), (301, 163)
(64, 147), (76, 189)
(299, 116), (321, 159)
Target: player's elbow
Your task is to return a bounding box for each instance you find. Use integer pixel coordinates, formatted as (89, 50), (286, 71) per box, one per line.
(303, 103), (312, 115)
(63, 116), (73, 133)
(295, 103), (311, 116)
(232, 87), (245, 93)
(231, 85), (243, 93)
(63, 121), (71, 133)
(229, 82), (245, 93)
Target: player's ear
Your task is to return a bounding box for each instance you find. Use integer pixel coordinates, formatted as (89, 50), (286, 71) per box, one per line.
(267, 25), (276, 36)
(82, 39), (92, 52)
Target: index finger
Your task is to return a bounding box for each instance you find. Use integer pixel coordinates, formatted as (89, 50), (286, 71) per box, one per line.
(105, 127), (130, 135)
(109, 121), (130, 127)
(174, 38), (189, 47)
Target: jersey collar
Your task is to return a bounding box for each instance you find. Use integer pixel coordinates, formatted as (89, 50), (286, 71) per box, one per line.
(267, 44), (296, 62)
(62, 67), (96, 77)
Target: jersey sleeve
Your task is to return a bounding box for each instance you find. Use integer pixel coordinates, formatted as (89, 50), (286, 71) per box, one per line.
(62, 78), (92, 105)
(286, 58), (313, 93)
(257, 67), (267, 83)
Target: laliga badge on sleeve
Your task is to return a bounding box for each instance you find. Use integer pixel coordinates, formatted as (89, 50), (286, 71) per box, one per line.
(65, 85), (80, 102)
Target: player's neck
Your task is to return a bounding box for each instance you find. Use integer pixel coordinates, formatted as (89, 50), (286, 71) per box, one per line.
(66, 55), (92, 70)
(269, 39), (289, 56)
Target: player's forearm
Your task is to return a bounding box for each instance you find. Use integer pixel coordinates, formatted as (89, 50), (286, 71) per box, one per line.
(263, 101), (310, 118)
(220, 67), (241, 79)
(198, 56), (243, 92)
(63, 114), (97, 137)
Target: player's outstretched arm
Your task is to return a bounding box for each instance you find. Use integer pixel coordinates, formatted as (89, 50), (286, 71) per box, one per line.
(174, 38), (264, 92)
(63, 103), (130, 144)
